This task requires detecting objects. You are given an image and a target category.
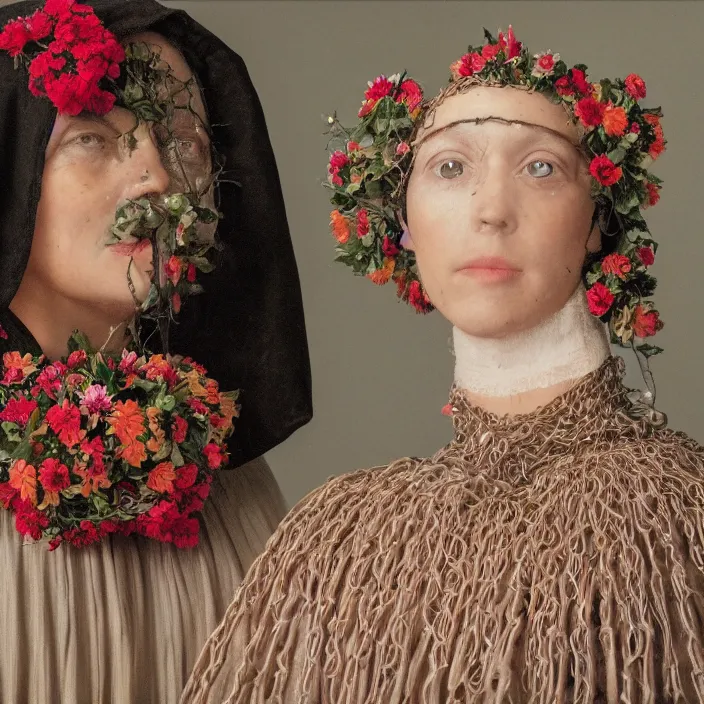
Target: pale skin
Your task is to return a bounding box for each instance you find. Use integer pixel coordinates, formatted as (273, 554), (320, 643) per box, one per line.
(404, 86), (602, 416)
(10, 32), (211, 361)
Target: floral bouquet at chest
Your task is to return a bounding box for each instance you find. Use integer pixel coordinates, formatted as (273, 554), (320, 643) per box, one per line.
(0, 335), (238, 550)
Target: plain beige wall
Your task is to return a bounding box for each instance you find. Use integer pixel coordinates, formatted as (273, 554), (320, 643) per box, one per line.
(3, 0), (703, 507)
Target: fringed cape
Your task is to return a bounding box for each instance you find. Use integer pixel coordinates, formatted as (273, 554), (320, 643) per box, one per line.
(183, 357), (704, 703)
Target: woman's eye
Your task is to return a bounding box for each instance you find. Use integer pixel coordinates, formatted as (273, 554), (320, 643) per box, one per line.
(526, 160), (554, 178)
(437, 160), (464, 179)
(73, 133), (107, 148)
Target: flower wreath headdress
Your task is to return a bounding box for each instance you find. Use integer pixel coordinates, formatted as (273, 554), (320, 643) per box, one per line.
(325, 26), (666, 402)
(0, 0), (234, 549)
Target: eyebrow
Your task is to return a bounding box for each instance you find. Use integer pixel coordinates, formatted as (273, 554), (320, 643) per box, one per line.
(415, 117), (581, 153)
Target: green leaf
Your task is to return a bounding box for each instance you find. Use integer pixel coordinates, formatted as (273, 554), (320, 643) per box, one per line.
(151, 439), (172, 462)
(1, 422), (21, 443)
(156, 394), (176, 412)
(636, 343), (663, 358)
(170, 442), (184, 467)
(607, 147), (627, 165)
(190, 256), (214, 274)
(129, 378), (159, 393)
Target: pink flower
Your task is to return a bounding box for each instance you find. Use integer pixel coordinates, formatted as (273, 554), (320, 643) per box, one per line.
(532, 52), (559, 76)
(0, 324), (7, 340)
(118, 350), (139, 375)
(34, 363), (65, 399)
(78, 384), (112, 414)
(396, 141), (410, 156)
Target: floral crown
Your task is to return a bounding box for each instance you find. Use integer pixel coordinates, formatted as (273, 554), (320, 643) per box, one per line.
(325, 26), (666, 361)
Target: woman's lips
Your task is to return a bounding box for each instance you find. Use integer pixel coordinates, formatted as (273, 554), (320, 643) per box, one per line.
(458, 257), (522, 282)
(109, 238), (152, 257)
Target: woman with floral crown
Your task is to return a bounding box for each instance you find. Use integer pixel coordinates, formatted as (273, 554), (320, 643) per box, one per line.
(0, 0), (311, 702)
(183, 26), (704, 704)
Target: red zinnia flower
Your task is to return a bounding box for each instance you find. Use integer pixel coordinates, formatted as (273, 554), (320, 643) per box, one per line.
(14, 498), (49, 540)
(589, 155), (623, 187)
(382, 236), (400, 257)
(632, 305), (662, 338)
(586, 282), (615, 317)
(147, 461), (177, 494)
(39, 458), (70, 493)
(481, 43), (501, 61)
(46, 399), (83, 447)
(0, 19), (32, 57)
(645, 182), (661, 207)
(397, 79), (423, 112)
(624, 73), (647, 100)
(171, 415), (188, 444)
(67, 349), (87, 368)
(0, 397), (38, 427)
(203, 442), (225, 469)
(601, 253), (631, 280)
(356, 209), (370, 238)
(638, 246), (655, 267)
(574, 97), (606, 128)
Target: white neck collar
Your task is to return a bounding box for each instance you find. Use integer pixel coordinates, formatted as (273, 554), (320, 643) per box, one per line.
(453, 285), (610, 396)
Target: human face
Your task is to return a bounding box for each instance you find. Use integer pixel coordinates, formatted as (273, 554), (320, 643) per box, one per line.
(24, 32), (212, 324)
(405, 86), (601, 338)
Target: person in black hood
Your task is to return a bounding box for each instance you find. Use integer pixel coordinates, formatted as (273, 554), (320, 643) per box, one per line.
(0, 0), (312, 701)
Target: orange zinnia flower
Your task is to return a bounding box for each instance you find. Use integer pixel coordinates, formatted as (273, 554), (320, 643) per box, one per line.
(9, 459), (37, 506)
(3, 351), (37, 377)
(73, 461), (112, 497)
(330, 210), (351, 244)
(118, 441), (147, 468)
(146, 407), (165, 453)
(367, 257), (395, 285)
(184, 369), (209, 398)
(107, 399), (145, 445)
(602, 105), (628, 137)
(204, 379), (220, 405)
(147, 461), (176, 494)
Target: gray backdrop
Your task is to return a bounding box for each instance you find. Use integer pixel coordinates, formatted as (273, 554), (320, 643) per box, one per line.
(3, 0), (703, 506)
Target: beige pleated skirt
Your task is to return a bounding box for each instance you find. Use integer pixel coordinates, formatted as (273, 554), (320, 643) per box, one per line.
(0, 456), (286, 704)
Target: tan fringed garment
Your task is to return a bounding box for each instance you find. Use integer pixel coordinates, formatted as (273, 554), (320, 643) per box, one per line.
(183, 357), (704, 703)
(0, 456), (286, 704)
